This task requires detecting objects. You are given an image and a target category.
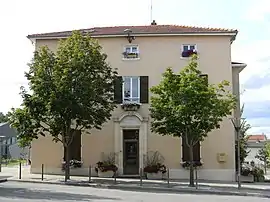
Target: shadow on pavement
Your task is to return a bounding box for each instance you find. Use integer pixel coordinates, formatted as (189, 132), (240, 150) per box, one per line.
(0, 187), (120, 201)
(0, 176), (12, 180)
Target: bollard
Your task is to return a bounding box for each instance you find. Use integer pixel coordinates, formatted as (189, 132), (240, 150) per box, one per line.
(139, 168), (143, 186)
(114, 171), (117, 184)
(195, 167), (198, 189)
(19, 162), (22, 179)
(167, 168), (170, 188)
(41, 164), (44, 181)
(88, 165), (92, 183)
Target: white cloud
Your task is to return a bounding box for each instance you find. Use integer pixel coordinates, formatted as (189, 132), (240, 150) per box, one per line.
(232, 40), (270, 85)
(244, 0), (270, 21)
(241, 84), (270, 103)
(249, 126), (270, 138)
(245, 118), (270, 138)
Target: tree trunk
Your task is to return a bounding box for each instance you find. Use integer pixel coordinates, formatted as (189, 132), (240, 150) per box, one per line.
(189, 145), (195, 187)
(64, 144), (70, 182)
(265, 160), (267, 175)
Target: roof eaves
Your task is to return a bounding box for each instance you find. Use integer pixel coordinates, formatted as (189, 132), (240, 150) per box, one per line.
(27, 31), (238, 40)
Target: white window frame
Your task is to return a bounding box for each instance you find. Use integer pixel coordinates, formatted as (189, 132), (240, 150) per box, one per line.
(122, 45), (140, 60)
(122, 76), (140, 103)
(182, 44), (197, 52)
(181, 44), (197, 59)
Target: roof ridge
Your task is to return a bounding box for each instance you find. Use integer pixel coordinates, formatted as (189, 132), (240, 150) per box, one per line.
(89, 24), (236, 32)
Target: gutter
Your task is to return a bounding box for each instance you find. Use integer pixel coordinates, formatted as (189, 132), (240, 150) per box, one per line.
(232, 63), (247, 72)
(27, 32), (238, 42)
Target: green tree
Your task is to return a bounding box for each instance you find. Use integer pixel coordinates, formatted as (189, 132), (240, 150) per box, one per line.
(235, 104), (251, 171)
(0, 112), (8, 122)
(7, 108), (32, 148)
(150, 55), (236, 187)
(8, 31), (118, 181)
(255, 142), (270, 173)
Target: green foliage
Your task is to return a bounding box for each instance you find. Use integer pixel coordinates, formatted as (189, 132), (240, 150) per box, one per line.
(8, 107), (36, 148)
(150, 55), (236, 143)
(235, 104), (251, 167)
(256, 142), (270, 165)
(0, 112), (9, 122)
(8, 31), (118, 180)
(253, 167), (265, 182)
(150, 55), (236, 186)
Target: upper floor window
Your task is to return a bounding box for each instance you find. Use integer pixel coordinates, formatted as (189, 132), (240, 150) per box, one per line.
(114, 76), (149, 104)
(122, 45), (140, 60)
(123, 76), (140, 103)
(182, 44), (197, 58)
(12, 137), (16, 144)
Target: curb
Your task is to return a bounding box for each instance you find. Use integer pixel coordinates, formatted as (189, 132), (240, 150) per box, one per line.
(8, 179), (270, 198)
(0, 179), (7, 183)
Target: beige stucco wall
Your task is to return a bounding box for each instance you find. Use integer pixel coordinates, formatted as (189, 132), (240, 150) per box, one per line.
(31, 35), (237, 180)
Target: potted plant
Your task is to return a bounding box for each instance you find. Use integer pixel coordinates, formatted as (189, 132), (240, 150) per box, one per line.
(240, 163), (254, 182)
(121, 102), (141, 111)
(143, 151), (167, 179)
(181, 49), (197, 58)
(252, 167), (265, 182)
(181, 161), (202, 169)
(122, 52), (139, 59)
(95, 152), (118, 178)
(61, 159), (83, 171)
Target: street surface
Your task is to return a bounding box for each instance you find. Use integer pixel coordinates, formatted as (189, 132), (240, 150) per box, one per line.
(0, 181), (269, 202)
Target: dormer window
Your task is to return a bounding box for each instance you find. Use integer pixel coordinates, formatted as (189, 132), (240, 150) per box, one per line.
(122, 45), (140, 60)
(182, 44), (197, 58)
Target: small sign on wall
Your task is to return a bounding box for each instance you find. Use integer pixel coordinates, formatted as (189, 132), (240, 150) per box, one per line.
(217, 153), (227, 163)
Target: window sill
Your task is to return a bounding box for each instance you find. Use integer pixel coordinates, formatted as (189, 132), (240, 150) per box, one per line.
(180, 161), (204, 164)
(122, 58), (140, 61)
(180, 160), (204, 169)
(121, 102), (142, 105)
(180, 57), (192, 60)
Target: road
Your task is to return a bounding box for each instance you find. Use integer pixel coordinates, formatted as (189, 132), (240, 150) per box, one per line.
(0, 181), (269, 202)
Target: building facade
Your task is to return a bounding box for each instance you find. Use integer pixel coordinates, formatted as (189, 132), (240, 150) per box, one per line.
(0, 122), (26, 159)
(245, 134), (268, 167)
(27, 21), (246, 181)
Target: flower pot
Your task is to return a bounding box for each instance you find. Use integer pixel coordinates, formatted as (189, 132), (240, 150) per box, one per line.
(146, 172), (164, 180)
(239, 175), (254, 182)
(121, 103), (141, 111)
(98, 170), (114, 178)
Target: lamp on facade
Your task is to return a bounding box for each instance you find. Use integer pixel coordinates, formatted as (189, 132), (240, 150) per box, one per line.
(230, 117), (245, 189)
(124, 29), (135, 43)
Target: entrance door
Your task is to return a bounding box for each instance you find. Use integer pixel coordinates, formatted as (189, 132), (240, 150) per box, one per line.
(123, 129), (139, 175)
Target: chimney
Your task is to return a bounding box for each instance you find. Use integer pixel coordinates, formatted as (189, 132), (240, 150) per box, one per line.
(151, 20), (157, 25)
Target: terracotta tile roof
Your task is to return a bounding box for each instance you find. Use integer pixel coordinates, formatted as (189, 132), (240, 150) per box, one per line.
(27, 24), (238, 39)
(248, 135), (267, 141)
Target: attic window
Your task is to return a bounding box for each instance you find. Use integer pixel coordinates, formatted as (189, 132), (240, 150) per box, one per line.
(122, 45), (140, 60)
(181, 44), (197, 58)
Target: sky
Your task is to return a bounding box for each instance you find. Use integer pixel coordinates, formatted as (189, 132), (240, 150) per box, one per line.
(0, 0), (269, 137)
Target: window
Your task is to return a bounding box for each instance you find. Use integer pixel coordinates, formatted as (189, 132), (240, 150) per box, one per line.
(182, 44), (197, 58)
(123, 76), (140, 102)
(182, 44), (196, 51)
(12, 137), (16, 144)
(114, 76), (149, 104)
(123, 45), (139, 59)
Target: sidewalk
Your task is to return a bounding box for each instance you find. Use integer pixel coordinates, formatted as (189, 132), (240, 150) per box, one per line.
(1, 166), (270, 198)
